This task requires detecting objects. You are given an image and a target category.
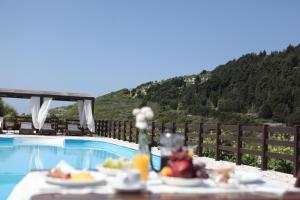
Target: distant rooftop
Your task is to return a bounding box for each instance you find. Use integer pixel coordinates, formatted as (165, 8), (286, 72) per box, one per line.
(0, 88), (94, 101)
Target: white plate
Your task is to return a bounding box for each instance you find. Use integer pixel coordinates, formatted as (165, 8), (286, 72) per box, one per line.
(45, 171), (106, 187)
(161, 176), (203, 187)
(234, 171), (263, 184)
(112, 182), (146, 193)
(96, 165), (125, 176)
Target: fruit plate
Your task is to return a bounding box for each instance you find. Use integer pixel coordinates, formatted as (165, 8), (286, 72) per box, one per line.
(45, 172), (106, 187)
(96, 165), (124, 176)
(161, 176), (203, 187)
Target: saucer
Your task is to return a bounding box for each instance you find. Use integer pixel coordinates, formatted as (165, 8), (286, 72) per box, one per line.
(112, 182), (146, 193)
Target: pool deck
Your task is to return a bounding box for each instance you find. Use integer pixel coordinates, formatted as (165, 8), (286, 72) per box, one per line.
(0, 134), (295, 187)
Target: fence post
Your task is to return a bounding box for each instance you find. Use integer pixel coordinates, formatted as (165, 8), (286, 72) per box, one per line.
(172, 122), (176, 133)
(101, 120), (104, 136)
(65, 119), (68, 135)
(236, 124), (242, 165)
(184, 122), (189, 146)
(215, 123), (221, 161)
(151, 121), (155, 144)
(102, 120), (106, 136)
(161, 122), (165, 134)
(198, 123), (203, 156)
(108, 121), (112, 138)
(118, 121), (121, 140)
(261, 124), (269, 170)
(135, 128), (139, 144)
(160, 122), (165, 146)
(98, 120), (101, 136)
(129, 121), (133, 142)
(123, 121), (127, 141)
(105, 120), (108, 137)
(97, 120), (100, 136)
(102, 121), (105, 137)
(294, 126), (300, 177)
(93, 120), (96, 136)
(113, 121), (117, 139)
(55, 119), (58, 133)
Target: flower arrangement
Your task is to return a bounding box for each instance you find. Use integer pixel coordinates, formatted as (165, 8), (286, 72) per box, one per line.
(132, 107), (154, 130)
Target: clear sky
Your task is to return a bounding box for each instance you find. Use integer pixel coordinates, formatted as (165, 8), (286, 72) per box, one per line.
(0, 0), (300, 113)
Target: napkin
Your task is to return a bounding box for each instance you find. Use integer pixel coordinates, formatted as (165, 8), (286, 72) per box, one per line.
(51, 160), (76, 173)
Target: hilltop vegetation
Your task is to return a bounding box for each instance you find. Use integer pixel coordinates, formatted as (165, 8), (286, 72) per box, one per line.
(51, 44), (300, 125)
(0, 99), (17, 120)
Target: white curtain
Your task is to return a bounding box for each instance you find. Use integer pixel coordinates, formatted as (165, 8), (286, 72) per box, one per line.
(30, 97), (52, 130)
(31, 97), (40, 129)
(0, 117), (3, 128)
(84, 100), (95, 132)
(77, 99), (95, 132)
(78, 100), (86, 127)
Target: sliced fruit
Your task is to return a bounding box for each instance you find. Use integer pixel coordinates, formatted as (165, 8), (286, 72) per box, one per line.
(70, 172), (95, 181)
(161, 166), (174, 177)
(170, 159), (194, 178)
(188, 149), (193, 157)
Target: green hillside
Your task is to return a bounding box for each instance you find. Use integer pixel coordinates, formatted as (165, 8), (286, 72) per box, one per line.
(51, 44), (300, 125)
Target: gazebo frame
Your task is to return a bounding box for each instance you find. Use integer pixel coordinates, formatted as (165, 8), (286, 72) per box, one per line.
(0, 88), (95, 114)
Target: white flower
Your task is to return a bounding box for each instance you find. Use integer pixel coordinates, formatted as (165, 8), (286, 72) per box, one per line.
(136, 121), (147, 129)
(141, 107), (154, 120)
(132, 106), (154, 130)
(132, 108), (141, 116)
(136, 113), (146, 122)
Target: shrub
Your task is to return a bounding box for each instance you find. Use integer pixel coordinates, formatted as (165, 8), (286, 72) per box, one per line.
(218, 99), (241, 112)
(259, 104), (273, 119)
(287, 112), (300, 126)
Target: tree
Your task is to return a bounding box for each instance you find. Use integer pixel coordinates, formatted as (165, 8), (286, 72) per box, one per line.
(259, 104), (273, 119)
(218, 99), (241, 112)
(0, 98), (4, 116)
(272, 104), (290, 122)
(287, 112), (300, 126)
(4, 104), (17, 120)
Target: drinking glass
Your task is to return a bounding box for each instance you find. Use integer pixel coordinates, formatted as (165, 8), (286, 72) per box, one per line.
(150, 133), (185, 172)
(132, 154), (150, 182)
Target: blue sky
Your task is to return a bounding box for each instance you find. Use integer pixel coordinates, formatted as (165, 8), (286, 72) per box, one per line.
(0, 0), (300, 113)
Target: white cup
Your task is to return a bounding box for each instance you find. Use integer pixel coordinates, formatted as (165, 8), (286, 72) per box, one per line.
(117, 169), (141, 185)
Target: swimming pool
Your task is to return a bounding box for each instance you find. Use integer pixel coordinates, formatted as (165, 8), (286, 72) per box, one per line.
(0, 137), (160, 200)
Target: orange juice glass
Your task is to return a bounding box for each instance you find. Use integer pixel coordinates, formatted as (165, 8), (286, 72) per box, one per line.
(132, 154), (150, 182)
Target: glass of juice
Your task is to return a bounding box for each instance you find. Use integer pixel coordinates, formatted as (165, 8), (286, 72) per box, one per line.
(132, 154), (150, 182)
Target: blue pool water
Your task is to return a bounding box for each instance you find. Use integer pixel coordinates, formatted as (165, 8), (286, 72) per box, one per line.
(0, 137), (160, 200)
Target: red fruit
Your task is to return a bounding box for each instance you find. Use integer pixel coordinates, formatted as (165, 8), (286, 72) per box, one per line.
(171, 147), (190, 161)
(170, 159), (194, 178)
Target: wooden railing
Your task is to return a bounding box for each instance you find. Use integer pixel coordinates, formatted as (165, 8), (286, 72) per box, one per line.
(95, 120), (300, 176)
(2, 117), (299, 176)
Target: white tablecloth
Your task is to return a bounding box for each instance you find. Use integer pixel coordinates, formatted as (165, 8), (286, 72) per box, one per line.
(7, 171), (299, 200)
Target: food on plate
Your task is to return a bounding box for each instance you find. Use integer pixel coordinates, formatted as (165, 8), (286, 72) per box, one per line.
(47, 168), (71, 179)
(208, 166), (235, 185)
(102, 157), (131, 169)
(47, 168), (95, 181)
(160, 147), (209, 179)
(216, 173), (231, 184)
(70, 172), (95, 181)
(208, 166), (234, 175)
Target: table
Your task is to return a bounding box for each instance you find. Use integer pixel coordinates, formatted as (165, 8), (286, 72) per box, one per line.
(31, 192), (300, 200)
(8, 171), (300, 200)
